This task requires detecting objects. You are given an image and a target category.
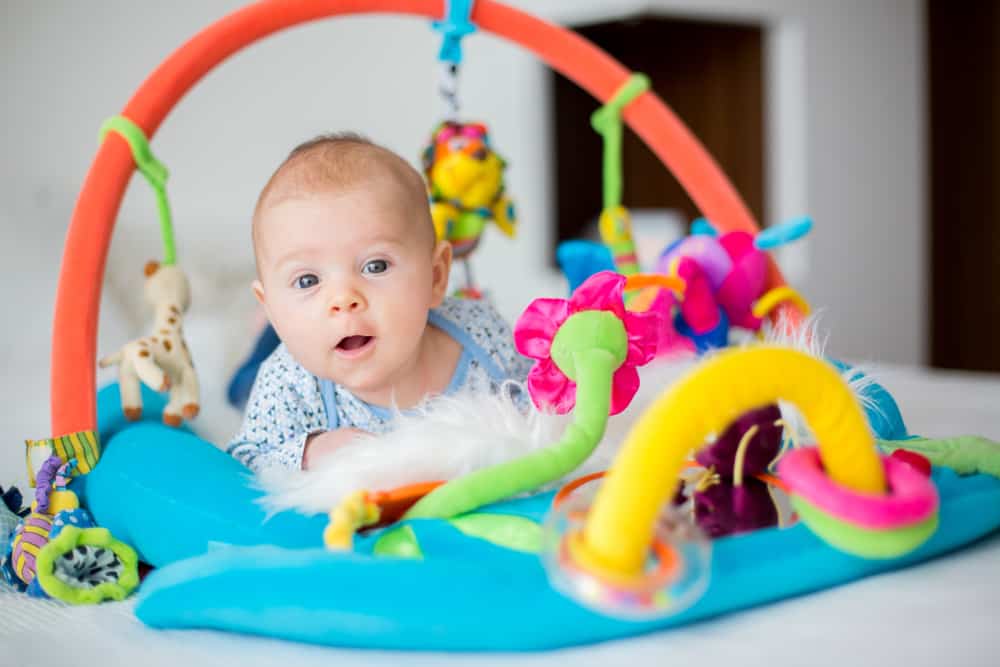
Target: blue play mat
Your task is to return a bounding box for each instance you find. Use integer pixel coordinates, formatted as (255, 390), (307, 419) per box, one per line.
(77, 384), (1000, 651)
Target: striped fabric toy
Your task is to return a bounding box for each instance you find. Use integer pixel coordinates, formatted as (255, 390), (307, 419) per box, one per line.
(25, 430), (100, 486)
(598, 206), (640, 276)
(10, 511), (53, 587)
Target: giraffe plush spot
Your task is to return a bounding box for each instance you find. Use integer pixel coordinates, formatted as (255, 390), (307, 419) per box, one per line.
(138, 350), (150, 358)
(182, 403), (200, 419)
(163, 413), (182, 427)
(164, 340), (172, 352)
(123, 407), (142, 421)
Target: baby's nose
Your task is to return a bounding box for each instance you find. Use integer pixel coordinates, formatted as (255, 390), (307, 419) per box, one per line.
(329, 292), (367, 314)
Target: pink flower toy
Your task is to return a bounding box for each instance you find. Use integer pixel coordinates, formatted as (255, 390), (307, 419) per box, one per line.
(514, 271), (663, 416)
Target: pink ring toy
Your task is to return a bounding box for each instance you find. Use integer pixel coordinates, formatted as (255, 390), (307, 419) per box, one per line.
(778, 447), (939, 530)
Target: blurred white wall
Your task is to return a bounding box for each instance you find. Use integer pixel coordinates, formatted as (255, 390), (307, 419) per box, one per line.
(0, 0), (924, 489)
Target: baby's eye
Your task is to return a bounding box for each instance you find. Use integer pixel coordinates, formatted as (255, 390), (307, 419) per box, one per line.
(294, 274), (319, 289)
(362, 259), (389, 275)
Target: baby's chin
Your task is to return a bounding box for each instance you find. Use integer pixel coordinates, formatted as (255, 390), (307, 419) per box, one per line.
(320, 363), (396, 401)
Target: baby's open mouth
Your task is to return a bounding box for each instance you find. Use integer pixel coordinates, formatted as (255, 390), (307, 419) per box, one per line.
(336, 335), (374, 355)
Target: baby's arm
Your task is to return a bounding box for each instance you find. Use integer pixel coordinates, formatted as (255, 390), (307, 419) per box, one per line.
(226, 345), (327, 472)
(301, 428), (365, 469)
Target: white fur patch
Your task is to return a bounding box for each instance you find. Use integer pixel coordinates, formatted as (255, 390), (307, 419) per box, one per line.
(258, 384), (621, 516)
(763, 311), (888, 443)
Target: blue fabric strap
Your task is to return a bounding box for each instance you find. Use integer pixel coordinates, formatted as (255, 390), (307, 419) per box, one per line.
(319, 379), (340, 429)
(427, 309), (505, 383)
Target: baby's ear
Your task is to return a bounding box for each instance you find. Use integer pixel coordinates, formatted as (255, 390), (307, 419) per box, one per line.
(430, 241), (453, 306)
(251, 279), (266, 306)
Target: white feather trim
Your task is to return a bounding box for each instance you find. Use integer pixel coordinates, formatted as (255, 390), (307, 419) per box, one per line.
(762, 310), (889, 444)
(258, 383), (622, 516)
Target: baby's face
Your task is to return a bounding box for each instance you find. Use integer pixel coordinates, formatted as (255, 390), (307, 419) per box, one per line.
(254, 184), (448, 396)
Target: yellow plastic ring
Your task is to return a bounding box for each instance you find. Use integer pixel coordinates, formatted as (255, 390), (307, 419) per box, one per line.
(752, 286), (811, 320)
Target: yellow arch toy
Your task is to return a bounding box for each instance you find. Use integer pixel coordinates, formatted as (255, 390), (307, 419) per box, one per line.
(571, 346), (886, 578)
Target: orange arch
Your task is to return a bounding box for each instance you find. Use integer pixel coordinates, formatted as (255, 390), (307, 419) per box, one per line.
(51, 0), (788, 436)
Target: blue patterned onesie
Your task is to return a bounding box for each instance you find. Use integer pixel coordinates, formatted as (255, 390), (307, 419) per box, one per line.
(227, 298), (533, 472)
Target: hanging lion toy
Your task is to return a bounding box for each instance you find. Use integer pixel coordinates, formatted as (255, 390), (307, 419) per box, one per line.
(422, 121), (517, 261)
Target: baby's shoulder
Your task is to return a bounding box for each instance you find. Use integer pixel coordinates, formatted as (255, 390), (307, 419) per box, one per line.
(254, 343), (318, 396)
(434, 296), (511, 343)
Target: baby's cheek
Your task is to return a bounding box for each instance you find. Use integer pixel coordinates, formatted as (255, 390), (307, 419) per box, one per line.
(399, 293), (434, 329)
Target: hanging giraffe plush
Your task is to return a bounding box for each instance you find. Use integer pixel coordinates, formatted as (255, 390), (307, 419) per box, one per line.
(99, 260), (200, 427)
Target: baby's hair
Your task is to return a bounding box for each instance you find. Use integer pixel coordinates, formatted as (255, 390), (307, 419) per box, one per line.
(252, 132), (435, 259)
(255, 133), (428, 214)
(288, 131), (371, 157)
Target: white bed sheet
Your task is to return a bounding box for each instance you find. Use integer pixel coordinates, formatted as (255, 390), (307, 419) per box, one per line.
(2, 364), (999, 667)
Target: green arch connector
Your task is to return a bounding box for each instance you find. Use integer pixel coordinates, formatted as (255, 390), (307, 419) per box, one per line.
(99, 115), (176, 265)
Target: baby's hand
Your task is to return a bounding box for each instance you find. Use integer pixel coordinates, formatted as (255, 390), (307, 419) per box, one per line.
(302, 428), (366, 469)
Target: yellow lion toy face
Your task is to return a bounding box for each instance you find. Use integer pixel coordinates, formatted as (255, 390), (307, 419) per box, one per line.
(423, 122), (505, 210)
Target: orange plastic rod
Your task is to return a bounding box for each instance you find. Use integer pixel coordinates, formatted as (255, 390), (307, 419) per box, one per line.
(52, 0), (790, 436)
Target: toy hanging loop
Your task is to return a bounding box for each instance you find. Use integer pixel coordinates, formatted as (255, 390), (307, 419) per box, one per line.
(433, 0), (477, 65)
(591, 73), (650, 210)
(432, 0), (477, 119)
(591, 74), (650, 278)
(99, 115), (177, 265)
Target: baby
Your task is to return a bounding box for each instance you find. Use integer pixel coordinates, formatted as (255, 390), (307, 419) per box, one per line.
(227, 134), (532, 471)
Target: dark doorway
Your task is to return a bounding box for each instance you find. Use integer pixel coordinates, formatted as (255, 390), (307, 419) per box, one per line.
(928, 0), (1000, 372)
(550, 15), (766, 259)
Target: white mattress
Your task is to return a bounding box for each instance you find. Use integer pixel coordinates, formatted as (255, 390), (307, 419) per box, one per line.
(3, 364), (999, 667)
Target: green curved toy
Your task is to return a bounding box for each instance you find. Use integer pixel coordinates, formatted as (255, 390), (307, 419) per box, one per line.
(403, 310), (627, 521)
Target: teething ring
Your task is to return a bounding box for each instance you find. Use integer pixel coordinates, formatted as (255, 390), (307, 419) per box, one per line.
(561, 529), (680, 592)
(778, 447), (938, 529)
(552, 471), (680, 590)
(779, 447), (940, 559)
(553, 471), (606, 509)
(543, 475), (710, 618)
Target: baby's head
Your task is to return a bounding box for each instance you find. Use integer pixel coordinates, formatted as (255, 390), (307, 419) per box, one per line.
(252, 133), (452, 394)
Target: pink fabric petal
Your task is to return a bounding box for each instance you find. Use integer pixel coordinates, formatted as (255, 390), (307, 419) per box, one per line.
(645, 289), (697, 357)
(526, 358), (577, 414)
(513, 298), (571, 359)
(719, 231), (756, 262)
(647, 285), (677, 312)
(623, 308), (664, 367)
(569, 270), (626, 318)
(716, 271), (763, 330)
(608, 364), (640, 415)
(733, 253), (767, 297)
(677, 258), (720, 334)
